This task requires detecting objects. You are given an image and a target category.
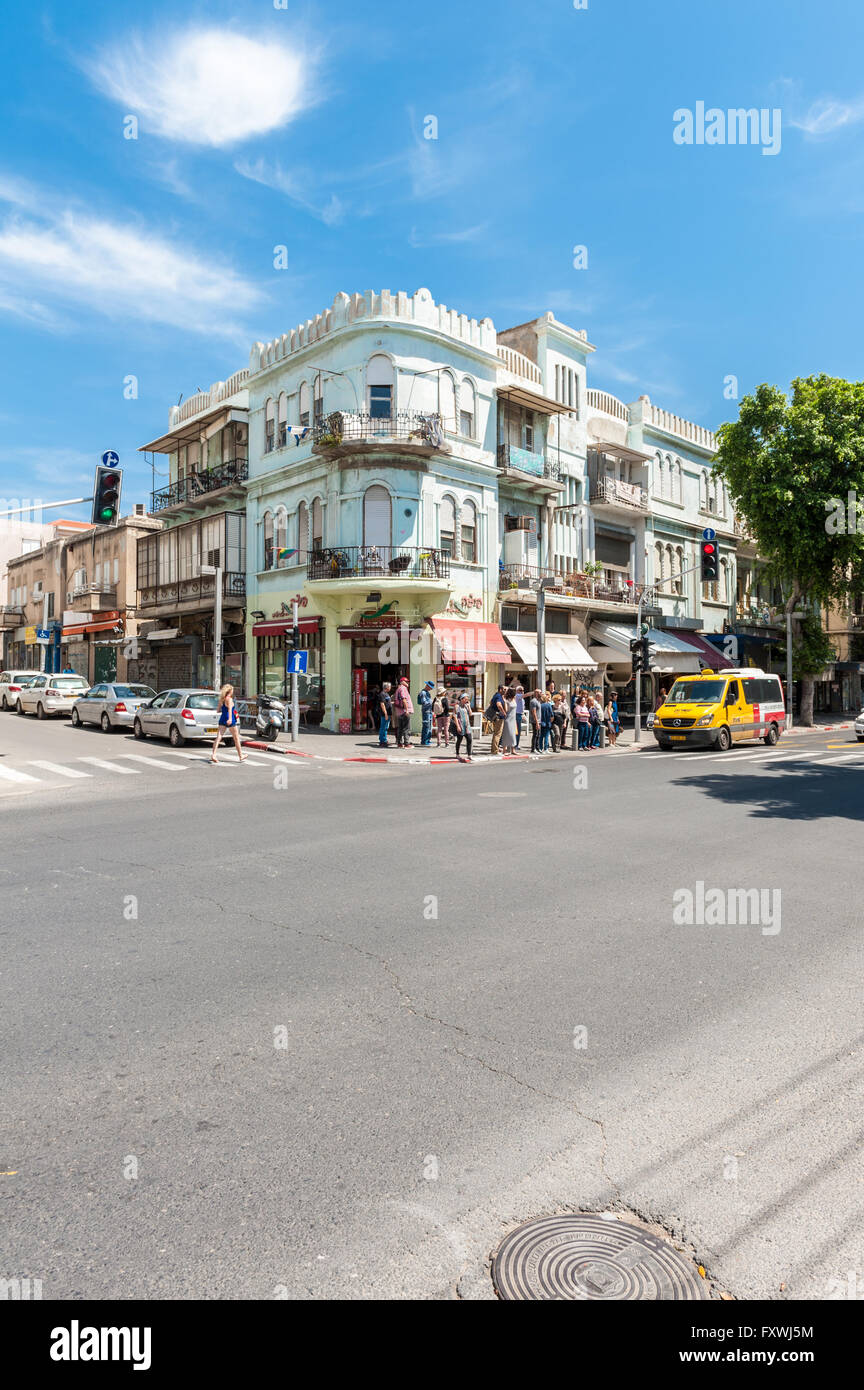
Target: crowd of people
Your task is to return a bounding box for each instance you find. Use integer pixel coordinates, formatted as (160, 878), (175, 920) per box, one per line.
(369, 677), (622, 761)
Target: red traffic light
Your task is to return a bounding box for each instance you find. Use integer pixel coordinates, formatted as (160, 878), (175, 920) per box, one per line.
(702, 542), (715, 555)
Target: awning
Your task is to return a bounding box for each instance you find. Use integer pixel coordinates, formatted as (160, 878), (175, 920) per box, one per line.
(145, 628), (180, 642)
(497, 384), (570, 416)
(61, 619), (123, 637)
(427, 618), (511, 663)
(252, 618), (321, 637)
(589, 621), (702, 674)
(504, 631), (598, 670)
(665, 630), (734, 670)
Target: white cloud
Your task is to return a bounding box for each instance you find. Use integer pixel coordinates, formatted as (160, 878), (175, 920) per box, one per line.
(235, 157), (346, 225)
(408, 223), (488, 248)
(0, 179), (263, 340)
(789, 96), (864, 136)
(86, 26), (317, 148)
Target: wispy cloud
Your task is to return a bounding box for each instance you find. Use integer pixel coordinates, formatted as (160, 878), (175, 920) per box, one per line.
(0, 178), (264, 340)
(234, 157), (346, 225)
(0, 446), (95, 499)
(789, 96), (864, 136)
(84, 26), (319, 148)
(408, 223), (488, 248)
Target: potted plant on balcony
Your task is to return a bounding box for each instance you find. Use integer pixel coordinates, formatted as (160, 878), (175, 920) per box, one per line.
(582, 560), (603, 597)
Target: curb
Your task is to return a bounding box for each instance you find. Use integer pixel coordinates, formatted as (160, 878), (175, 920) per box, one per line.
(240, 738), (604, 768)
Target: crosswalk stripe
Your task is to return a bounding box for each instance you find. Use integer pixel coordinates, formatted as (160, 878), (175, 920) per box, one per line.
(29, 760), (93, 779)
(78, 757), (140, 775)
(819, 753), (864, 765)
(118, 754), (187, 772)
(0, 763), (42, 782)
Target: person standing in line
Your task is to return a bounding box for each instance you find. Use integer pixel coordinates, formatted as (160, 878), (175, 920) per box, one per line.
(604, 694), (618, 748)
(514, 684), (525, 751)
(551, 693), (567, 752)
(378, 682), (393, 747)
(418, 679), (435, 746)
(433, 687), (450, 746)
(529, 688), (542, 752)
(500, 685), (518, 755)
(486, 683), (507, 755)
(539, 690), (554, 752)
(393, 675), (414, 747)
(454, 692), (474, 761)
(587, 695), (602, 748)
(575, 693), (590, 749)
(367, 685), (380, 732)
(210, 683), (248, 763)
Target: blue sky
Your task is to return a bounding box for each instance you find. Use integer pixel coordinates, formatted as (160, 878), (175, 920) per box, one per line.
(1, 0), (863, 518)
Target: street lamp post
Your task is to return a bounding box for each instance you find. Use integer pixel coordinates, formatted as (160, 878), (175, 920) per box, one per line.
(200, 564), (222, 690)
(786, 608), (808, 730)
(537, 578), (556, 693)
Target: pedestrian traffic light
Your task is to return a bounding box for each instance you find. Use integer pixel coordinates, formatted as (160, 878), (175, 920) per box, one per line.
(92, 465), (122, 525)
(700, 539), (718, 583)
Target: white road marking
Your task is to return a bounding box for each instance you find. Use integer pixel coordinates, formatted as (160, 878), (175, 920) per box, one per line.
(78, 757), (140, 775)
(0, 764), (42, 782)
(819, 754), (864, 765)
(28, 761), (92, 779)
(118, 754), (187, 772)
(477, 792), (527, 798)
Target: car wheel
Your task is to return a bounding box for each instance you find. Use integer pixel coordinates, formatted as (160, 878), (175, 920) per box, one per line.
(169, 723), (183, 747)
(1, 696), (7, 711)
(101, 713), (112, 732)
(37, 702), (46, 720)
(71, 707), (81, 727)
(857, 736), (864, 743)
(763, 723), (779, 746)
(716, 726), (731, 752)
(16, 700), (26, 715)
(133, 718), (146, 740)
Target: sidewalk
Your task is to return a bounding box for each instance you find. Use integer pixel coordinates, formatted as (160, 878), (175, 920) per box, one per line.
(245, 723), (642, 764)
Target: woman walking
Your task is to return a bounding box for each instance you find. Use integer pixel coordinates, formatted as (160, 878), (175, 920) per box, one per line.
(454, 693), (473, 761)
(500, 686), (518, 755)
(210, 684), (248, 763)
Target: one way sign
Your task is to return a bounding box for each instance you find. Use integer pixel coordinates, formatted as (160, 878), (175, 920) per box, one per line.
(286, 650), (308, 675)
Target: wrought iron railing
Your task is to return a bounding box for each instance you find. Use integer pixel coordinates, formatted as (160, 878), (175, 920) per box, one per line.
(138, 571), (246, 608)
(499, 565), (652, 605)
(312, 411), (445, 447)
(588, 476), (648, 511)
(307, 546), (450, 581)
(497, 444), (561, 481)
(150, 458), (248, 513)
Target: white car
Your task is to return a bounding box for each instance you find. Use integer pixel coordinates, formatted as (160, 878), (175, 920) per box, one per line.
(71, 682), (157, 732)
(855, 708), (864, 743)
(0, 669), (42, 711)
(16, 673), (90, 718)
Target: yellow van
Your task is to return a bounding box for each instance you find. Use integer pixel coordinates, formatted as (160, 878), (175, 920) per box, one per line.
(652, 668), (786, 752)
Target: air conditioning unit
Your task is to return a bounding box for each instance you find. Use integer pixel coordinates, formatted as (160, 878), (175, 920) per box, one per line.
(33, 582), (43, 597)
(235, 424), (248, 446)
(133, 502), (146, 517)
(503, 527), (539, 569)
(505, 514), (537, 533)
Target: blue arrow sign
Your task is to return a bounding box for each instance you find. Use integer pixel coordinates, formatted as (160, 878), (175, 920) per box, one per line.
(702, 526), (716, 541)
(101, 450), (120, 467)
(286, 649), (308, 675)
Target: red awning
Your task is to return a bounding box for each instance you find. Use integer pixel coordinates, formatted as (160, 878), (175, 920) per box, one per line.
(426, 618), (511, 664)
(669, 631), (734, 670)
(253, 618), (321, 636)
(62, 619), (122, 637)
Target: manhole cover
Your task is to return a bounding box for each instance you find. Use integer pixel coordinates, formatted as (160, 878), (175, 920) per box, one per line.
(492, 1214), (710, 1300)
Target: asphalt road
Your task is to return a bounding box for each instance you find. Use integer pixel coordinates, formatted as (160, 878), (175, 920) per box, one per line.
(2, 714), (863, 1300)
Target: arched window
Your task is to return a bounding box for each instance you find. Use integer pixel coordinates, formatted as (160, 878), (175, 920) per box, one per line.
(461, 500), (477, 562)
(274, 509), (287, 565)
(655, 541), (665, 585)
(264, 399), (275, 453)
(366, 355), (394, 420)
(656, 454), (665, 498)
(439, 371), (457, 433)
(440, 495), (456, 557)
(673, 459), (682, 503)
(674, 545), (684, 595)
(299, 381), (310, 428)
(460, 379), (476, 438)
(363, 485), (391, 548)
(311, 497), (323, 552)
(262, 511), (274, 569)
(297, 501), (308, 560)
(277, 393), (288, 448)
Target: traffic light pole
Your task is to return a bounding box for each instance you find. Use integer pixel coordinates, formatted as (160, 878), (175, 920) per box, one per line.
(291, 598), (300, 743)
(634, 590), (645, 745)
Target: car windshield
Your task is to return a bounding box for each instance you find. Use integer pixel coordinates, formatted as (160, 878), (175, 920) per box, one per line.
(667, 680), (725, 703)
(113, 685), (156, 699)
(186, 694), (219, 710)
(50, 677), (88, 689)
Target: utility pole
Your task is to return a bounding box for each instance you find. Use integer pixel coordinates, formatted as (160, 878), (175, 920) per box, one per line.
(537, 577), (556, 693)
(634, 589), (645, 745)
(786, 608), (807, 730)
(291, 597), (300, 742)
(200, 564), (222, 689)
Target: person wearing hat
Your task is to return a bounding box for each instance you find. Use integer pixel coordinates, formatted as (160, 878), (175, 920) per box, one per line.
(433, 686), (450, 746)
(418, 678), (436, 747)
(392, 674), (414, 747)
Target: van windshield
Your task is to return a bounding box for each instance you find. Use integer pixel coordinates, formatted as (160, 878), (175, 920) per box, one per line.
(667, 680), (724, 703)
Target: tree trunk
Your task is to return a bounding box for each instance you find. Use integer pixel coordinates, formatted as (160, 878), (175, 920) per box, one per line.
(799, 674), (815, 727)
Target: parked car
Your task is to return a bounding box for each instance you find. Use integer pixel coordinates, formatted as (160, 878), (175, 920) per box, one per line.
(71, 682), (157, 732)
(855, 708), (864, 743)
(0, 669), (42, 711)
(133, 689), (221, 746)
(16, 672), (90, 718)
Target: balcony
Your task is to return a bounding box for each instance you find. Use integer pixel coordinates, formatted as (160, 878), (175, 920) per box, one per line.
(138, 571), (246, 612)
(0, 603), (24, 628)
(588, 476), (648, 512)
(497, 444), (563, 491)
(69, 582), (118, 611)
(311, 411), (448, 457)
(308, 545), (450, 583)
(150, 458), (249, 514)
(499, 565), (655, 608)
(735, 601), (782, 628)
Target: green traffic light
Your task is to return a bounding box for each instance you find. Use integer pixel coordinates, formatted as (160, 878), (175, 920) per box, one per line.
(99, 506), (114, 521)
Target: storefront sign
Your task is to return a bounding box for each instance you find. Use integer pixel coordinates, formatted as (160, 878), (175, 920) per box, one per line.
(271, 596), (308, 617)
(24, 626), (37, 645)
(445, 595), (483, 617)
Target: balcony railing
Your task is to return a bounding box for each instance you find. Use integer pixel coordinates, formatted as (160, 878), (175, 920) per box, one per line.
(138, 571), (246, 609)
(735, 601), (781, 626)
(307, 546), (450, 582)
(496, 344), (543, 386)
(312, 411), (446, 449)
(150, 458), (248, 513)
(0, 604), (25, 627)
(70, 582), (117, 600)
(497, 443), (562, 481)
(586, 389), (629, 422)
(499, 565), (653, 606)
(588, 476), (648, 511)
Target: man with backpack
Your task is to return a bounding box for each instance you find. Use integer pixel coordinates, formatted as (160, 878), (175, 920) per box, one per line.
(486, 683), (507, 755)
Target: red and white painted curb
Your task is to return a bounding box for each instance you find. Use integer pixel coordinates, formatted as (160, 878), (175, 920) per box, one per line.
(241, 739), (589, 767)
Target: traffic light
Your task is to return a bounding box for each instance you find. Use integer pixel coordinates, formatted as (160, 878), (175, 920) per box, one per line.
(92, 465), (122, 525)
(700, 538), (718, 583)
(630, 635), (651, 673)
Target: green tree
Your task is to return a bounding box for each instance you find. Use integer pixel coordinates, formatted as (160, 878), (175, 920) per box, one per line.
(713, 376), (864, 724)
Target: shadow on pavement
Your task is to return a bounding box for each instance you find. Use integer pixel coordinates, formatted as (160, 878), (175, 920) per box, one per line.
(673, 761), (864, 823)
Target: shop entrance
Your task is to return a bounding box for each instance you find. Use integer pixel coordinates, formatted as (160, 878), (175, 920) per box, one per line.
(94, 644), (117, 683)
(352, 644), (402, 730)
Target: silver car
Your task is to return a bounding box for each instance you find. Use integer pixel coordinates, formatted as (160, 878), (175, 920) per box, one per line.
(0, 669), (42, 711)
(72, 682), (157, 732)
(133, 688), (222, 746)
(17, 673), (90, 717)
